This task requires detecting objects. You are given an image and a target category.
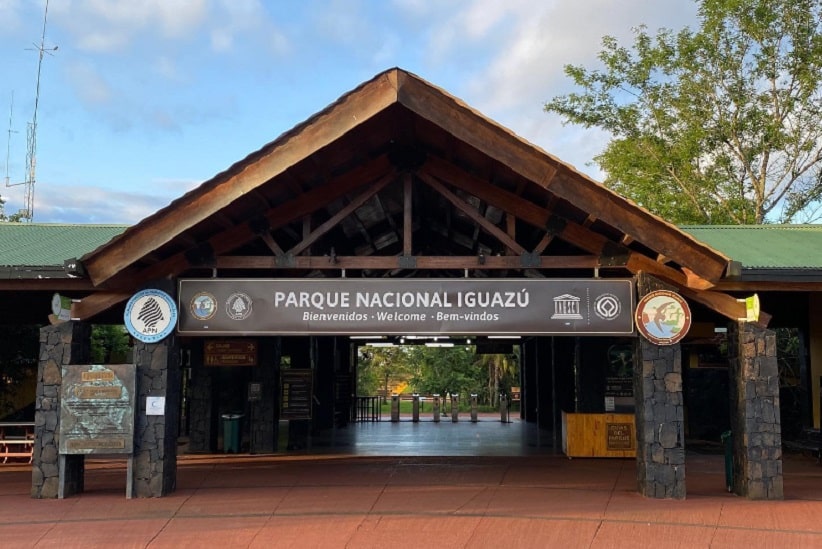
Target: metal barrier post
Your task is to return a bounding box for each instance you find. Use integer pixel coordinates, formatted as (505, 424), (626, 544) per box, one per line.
(470, 393), (478, 422)
(432, 394), (441, 422)
(412, 393), (420, 422)
(500, 393), (509, 423)
(391, 394), (400, 422)
(451, 393), (459, 422)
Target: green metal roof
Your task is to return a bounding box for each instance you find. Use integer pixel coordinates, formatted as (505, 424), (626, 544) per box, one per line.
(0, 222), (128, 267)
(680, 225), (822, 270)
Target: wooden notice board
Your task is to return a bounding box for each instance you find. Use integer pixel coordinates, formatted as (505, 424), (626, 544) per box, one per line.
(561, 411), (636, 458)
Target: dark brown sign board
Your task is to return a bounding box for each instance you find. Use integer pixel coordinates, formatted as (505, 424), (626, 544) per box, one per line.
(606, 422), (634, 450)
(178, 278), (634, 336)
(281, 370), (313, 420)
(59, 364), (135, 455)
(204, 339), (258, 366)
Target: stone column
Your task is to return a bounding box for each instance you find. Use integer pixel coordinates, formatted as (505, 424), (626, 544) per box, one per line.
(187, 365), (213, 453)
(32, 321), (91, 499)
(634, 273), (686, 499)
(132, 335), (181, 497)
(250, 337), (279, 453)
(727, 323), (783, 499)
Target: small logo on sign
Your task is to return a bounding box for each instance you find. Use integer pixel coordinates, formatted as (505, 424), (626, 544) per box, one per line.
(594, 293), (621, 320)
(551, 294), (583, 320)
(226, 292), (253, 320)
(190, 292), (217, 321)
(124, 289), (177, 343)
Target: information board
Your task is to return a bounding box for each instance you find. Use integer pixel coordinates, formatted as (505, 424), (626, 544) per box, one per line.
(281, 370), (313, 420)
(59, 364), (135, 455)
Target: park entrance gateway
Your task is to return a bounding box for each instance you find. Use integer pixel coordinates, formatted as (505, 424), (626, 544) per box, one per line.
(32, 68), (782, 501)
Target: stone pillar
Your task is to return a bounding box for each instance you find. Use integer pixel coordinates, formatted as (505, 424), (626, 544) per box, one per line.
(728, 323), (783, 499)
(32, 321), (91, 499)
(132, 335), (181, 497)
(187, 366), (213, 452)
(634, 274), (686, 499)
(250, 337), (279, 453)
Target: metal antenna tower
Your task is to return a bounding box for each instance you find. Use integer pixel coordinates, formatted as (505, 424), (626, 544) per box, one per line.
(3, 92), (16, 187)
(5, 0), (57, 222)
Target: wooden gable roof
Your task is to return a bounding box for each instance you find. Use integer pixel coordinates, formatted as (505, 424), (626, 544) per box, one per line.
(72, 68), (754, 324)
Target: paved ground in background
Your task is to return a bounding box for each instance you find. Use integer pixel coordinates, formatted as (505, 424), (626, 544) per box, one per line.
(1, 419), (821, 548)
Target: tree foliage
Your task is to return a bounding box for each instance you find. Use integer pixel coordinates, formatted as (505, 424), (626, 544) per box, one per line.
(357, 345), (519, 406)
(545, 0), (822, 224)
(91, 325), (131, 363)
(0, 194), (25, 223)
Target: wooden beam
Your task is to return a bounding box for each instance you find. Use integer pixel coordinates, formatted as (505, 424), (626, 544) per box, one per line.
(403, 173), (413, 256)
(626, 254), (715, 290)
(0, 278), (98, 291)
(418, 172), (527, 255)
(82, 71), (402, 286)
(533, 232), (555, 255)
(679, 287), (771, 328)
(70, 292), (132, 321)
(288, 175), (393, 257)
(216, 254), (600, 270)
(260, 232), (285, 256)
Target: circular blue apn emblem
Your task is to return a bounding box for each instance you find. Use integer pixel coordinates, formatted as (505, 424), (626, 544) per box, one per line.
(124, 289), (178, 343)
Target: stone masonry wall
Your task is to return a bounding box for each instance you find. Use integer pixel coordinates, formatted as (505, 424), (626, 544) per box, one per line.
(132, 337), (181, 497)
(32, 322), (90, 499)
(728, 323), (784, 500)
(634, 273), (686, 499)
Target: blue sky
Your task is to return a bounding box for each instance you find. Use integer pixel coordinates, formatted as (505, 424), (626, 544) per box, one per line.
(0, 0), (698, 225)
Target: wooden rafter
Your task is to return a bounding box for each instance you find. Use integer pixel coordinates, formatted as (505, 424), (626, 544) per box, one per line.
(288, 176), (394, 257)
(418, 172), (527, 255)
(403, 173), (413, 255)
(70, 291), (132, 321)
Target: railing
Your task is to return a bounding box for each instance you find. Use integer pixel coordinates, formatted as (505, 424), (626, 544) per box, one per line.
(0, 422), (35, 464)
(354, 396), (381, 422)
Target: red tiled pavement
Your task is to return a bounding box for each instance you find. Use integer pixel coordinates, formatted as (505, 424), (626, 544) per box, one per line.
(1, 451), (821, 548)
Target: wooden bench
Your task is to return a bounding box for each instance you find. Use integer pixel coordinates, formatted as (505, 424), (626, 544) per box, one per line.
(0, 422), (35, 464)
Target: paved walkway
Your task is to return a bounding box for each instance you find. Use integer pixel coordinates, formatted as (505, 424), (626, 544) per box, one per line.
(1, 420), (821, 548)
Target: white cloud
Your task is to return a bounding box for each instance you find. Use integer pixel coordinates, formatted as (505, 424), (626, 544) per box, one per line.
(50, 0), (208, 53)
(35, 179), (201, 224)
(210, 0), (289, 55)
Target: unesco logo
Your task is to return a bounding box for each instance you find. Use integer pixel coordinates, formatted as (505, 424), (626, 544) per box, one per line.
(594, 293), (621, 321)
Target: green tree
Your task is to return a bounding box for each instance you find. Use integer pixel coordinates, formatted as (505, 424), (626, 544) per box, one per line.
(356, 346), (415, 397)
(545, 0), (822, 224)
(0, 194), (25, 222)
(91, 325), (131, 363)
(409, 346), (483, 403)
(475, 352), (519, 407)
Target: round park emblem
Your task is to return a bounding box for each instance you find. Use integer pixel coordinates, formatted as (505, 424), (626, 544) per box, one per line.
(635, 290), (691, 345)
(124, 289), (178, 343)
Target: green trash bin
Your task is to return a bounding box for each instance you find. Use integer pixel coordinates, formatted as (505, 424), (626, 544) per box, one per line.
(721, 430), (733, 492)
(221, 413), (243, 453)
